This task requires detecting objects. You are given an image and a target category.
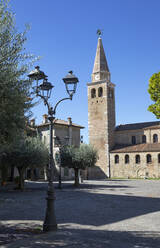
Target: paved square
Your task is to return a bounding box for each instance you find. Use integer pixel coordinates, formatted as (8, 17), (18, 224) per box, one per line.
(0, 179), (160, 247)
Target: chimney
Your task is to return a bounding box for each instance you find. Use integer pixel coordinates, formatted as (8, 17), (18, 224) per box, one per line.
(67, 117), (72, 125)
(30, 119), (35, 127)
(43, 114), (48, 124)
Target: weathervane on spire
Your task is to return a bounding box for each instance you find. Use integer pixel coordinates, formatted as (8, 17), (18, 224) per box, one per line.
(97, 29), (103, 37)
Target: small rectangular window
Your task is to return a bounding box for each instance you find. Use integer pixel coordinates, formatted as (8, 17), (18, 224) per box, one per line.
(132, 136), (136, 145)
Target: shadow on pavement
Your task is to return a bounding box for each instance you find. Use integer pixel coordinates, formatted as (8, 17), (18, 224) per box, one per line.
(3, 227), (160, 248)
(1, 180), (160, 247)
(56, 191), (160, 227)
(0, 182), (160, 226)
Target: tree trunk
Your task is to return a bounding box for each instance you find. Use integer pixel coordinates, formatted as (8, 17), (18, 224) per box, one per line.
(74, 168), (79, 187)
(44, 167), (47, 181)
(17, 167), (25, 190)
(80, 170), (83, 183)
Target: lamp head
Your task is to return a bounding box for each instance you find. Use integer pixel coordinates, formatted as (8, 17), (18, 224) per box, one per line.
(28, 66), (47, 81)
(62, 71), (79, 98)
(38, 77), (54, 100)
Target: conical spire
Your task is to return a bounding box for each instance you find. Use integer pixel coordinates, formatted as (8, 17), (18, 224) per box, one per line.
(92, 37), (110, 82)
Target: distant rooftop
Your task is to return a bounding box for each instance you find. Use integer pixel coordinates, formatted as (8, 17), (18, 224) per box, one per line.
(115, 121), (160, 132)
(37, 119), (84, 129)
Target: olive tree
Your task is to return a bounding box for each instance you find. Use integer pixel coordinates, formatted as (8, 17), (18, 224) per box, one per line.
(6, 137), (49, 190)
(0, 0), (37, 146)
(0, 144), (10, 185)
(0, 0), (38, 184)
(60, 144), (98, 187)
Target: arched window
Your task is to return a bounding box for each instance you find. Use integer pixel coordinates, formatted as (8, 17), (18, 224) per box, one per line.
(135, 154), (140, 164)
(153, 134), (158, 143)
(115, 155), (119, 164)
(132, 136), (136, 145)
(91, 88), (96, 98)
(125, 154), (129, 164)
(158, 154), (160, 163)
(146, 154), (152, 163)
(142, 135), (146, 144)
(98, 87), (103, 97)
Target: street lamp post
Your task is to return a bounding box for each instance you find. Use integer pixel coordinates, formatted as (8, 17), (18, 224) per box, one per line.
(28, 66), (79, 232)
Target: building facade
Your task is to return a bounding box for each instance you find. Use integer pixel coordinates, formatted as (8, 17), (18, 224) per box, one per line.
(0, 115), (84, 182)
(88, 36), (160, 179)
(36, 115), (84, 180)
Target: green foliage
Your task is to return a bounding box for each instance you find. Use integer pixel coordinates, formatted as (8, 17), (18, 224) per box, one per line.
(0, 142), (11, 169)
(60, 146), (73, 168)
(78, 144), (98, 169)
(148, 72), (160, 118)
(60, 144), (98, 170)
(0, 136), (49, 189)
(10, 137), (49, 169)
(0, 0), (37, 145)
(60, 144), (98, 187)
(0, 136), (49, 176)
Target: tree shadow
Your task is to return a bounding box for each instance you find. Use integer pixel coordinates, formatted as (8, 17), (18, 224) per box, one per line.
(56, 181), (130, 190)
(0, 182), (160, 226)
(1, 181), (160, 246)
(3, 227), (160, 248)
(0, 221), (42, 246)
(56, 191), (160, 227)
(0, 180), (131, 193)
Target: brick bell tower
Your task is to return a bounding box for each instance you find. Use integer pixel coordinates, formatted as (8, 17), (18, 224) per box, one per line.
(87, 35), (116, 179)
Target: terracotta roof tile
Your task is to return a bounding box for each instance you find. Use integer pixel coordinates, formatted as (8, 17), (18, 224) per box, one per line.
(111, 143), (160, 153)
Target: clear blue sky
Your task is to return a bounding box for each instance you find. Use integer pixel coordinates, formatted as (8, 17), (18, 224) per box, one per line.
(11, 0), (160, 143)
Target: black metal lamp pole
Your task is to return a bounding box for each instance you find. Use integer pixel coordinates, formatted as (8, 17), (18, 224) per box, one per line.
(28, 67), (79, 232)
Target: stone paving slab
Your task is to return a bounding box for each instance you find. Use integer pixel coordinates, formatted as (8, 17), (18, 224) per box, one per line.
(0, 179), (160, 247)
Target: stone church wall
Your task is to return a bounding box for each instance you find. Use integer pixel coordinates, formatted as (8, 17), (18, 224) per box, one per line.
(110, 152), (160, 178)
(115, 128), (160, 145)
(115, 130), (145, 145)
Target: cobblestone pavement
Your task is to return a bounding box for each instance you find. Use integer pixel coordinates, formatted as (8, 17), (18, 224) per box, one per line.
(0, 179), (160, 247)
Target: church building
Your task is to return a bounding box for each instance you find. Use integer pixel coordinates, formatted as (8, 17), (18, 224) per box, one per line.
(87, 36), (160, 179)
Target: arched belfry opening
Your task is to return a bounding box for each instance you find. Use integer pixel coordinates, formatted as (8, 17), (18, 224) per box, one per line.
(91, 88), (96, 98)
(98, 87), (103, 97)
